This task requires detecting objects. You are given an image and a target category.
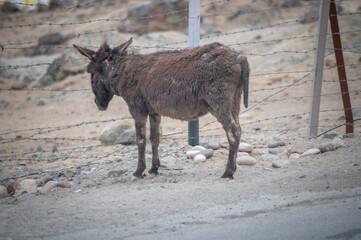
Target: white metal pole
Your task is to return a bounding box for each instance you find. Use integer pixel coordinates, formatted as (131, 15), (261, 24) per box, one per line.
(307, 0), (331, 139)
(188, 0), (200, 146)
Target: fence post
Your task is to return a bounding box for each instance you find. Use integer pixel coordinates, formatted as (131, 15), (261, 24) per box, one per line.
(188, 0), (200, 146)
(307, 0), (330, 139)
(329, 0), (354, 134)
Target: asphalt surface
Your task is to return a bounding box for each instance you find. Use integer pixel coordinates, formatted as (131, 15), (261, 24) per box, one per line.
(47, 189), (361, 240)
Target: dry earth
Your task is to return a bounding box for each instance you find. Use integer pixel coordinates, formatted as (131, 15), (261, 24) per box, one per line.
(0, 0), (360, 239)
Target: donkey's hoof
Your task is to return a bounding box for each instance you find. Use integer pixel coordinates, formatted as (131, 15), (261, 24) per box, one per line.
(221, 173), (234, 180)
(148, 169), (159, 178)
(132, 172), (144, 180)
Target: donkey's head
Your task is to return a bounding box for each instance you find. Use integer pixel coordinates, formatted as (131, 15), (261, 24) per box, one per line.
(73, 38), (133, 111)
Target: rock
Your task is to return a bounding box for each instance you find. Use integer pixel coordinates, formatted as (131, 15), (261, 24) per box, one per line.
(236, 156), (256, 166)
(269, 149), (278, 155)
(30, 33), (75, 56)
(100, 121), (136, 145)
(198, 149), (214, 159)
(39, 181), (58, 194)
(238, 143), (253, 152)
(272, 160), (290, 168)
(48, 0), (74, 10)
(38, 32), (73, 46)
(64, 170), (75, 179)
(14, 179), (37, 196)
(11, 78), (29, 90)
(37, 175), (53, 187)
(0, 54), (61, 84)
(343, 133), (354, 139)
(239, 113), (253, 120)
(32, 75), (54, 88)
(6, 176), (30, 195)
(107, 170), (126, 177)
(323, 133), (338, 139)
(0, 178), (13, 190)
(207, 139), (220, 150)
(125, 0), (188, 34)
(252, 126), (261, 131)
(1, 1), (22, 13)
(191, 145), (206, 151)
(52, 146), (59, 153)
(267, 140), (285, 148)
(194, 154), (207, 163)
(289, 153), (300, 159)
(300, 148), (321, 157)
(332, 137), (345, 148)
(0, 185), (8, 199)
(57, 180), (71, 188)
(186, 150), (200, 159)
(259, 154), (279, 161)
(319, 142), (337, 153)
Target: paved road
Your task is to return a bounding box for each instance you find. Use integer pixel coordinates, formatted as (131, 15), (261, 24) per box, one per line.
(49, 190), (361, 240)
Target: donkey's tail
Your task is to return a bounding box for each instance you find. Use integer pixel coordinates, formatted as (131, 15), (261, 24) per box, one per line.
(239, 56), (250, 108)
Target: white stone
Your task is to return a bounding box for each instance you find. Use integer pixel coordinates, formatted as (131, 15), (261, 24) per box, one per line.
(268, 140), (285, 148)
(198, 149), (214, 159)
(39, 181), (58, 195)
(14, 179), (37, 196)
(272, 160), (290, 168)
(332, 137), (345, 148)
(186, 150), (200, 159)
(300, 148), (321, 157)
(239, 113), (253, 120)
(194, 154), (207, 163)
(238, 143), (253, 152)
(207, 139), (220, 150)
(289, 153), (300, 159)
(0, 185), (8, 199)
(236, 156), (256, 166)
(191, 145), (207, 151)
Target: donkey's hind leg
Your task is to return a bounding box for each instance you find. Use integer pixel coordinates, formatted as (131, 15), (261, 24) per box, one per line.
(210, 108), (241, 179)
(149, 114), (161, 176)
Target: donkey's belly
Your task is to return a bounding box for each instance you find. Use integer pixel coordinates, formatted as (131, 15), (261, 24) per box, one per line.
(149, 100), (210, 121)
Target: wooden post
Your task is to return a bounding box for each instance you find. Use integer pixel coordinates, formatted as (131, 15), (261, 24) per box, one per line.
(307, 0), (331, 139)
(188, 0), (200, 146)
(329, 0), (354, 134)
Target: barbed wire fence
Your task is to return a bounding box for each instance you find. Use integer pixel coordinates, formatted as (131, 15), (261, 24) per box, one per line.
(0, 0), (360, 179)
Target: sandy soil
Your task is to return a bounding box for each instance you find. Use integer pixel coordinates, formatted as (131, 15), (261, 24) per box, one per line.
(0, 0), (360, 239)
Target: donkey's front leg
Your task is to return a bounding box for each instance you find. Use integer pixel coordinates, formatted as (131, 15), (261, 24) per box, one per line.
(149, 114), (161, 176)
(133, 116), (147, 179)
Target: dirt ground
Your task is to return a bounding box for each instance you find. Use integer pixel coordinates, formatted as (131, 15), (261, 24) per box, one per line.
(0, 0), (360, 239)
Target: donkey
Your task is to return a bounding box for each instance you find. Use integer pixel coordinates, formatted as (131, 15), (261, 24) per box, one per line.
(74, 38), (249, 179)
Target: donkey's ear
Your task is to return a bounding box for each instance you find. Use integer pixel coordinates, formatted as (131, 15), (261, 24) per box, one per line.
(113, 37), (133, 54)
(73, 45), (96, 61)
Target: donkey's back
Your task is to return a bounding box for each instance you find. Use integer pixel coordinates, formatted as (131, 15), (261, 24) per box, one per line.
(128, 42), (249, 121)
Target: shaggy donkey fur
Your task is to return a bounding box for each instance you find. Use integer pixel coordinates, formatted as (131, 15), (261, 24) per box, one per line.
(74, 38), (250, 179)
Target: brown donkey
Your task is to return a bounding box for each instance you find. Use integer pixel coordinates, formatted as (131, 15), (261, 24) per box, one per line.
(74, 38), (249, 179)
